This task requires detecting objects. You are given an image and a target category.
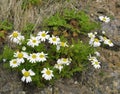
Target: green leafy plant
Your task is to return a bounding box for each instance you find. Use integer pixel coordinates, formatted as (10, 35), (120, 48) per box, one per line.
(43, 9), (100, 34)
(0, 46), (14, 61)
(0, 20), (13, 31)
(1, 30), (95, 87)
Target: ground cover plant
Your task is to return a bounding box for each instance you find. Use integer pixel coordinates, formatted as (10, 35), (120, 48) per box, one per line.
(0, 9), (114, 87)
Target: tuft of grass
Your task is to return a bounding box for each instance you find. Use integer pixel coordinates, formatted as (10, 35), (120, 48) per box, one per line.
(22, 0), (42, 9)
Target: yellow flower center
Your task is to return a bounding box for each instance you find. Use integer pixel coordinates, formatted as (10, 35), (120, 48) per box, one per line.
(103, 37), (107, 40)
(60, 42), (65, 47)
(13, 60), (17, 64)
(41, 33), (46, 37)
(63, 58), (67, 62)
(108, 40), (112, 44)
(102, 18), (106, 21)
(18, 53), (23, 58)
(12, 32), (18, 38)
(52, 38), (56, 41)
(23, 71), (30, 77)
(46, 70), (51, 75)
(94, 38), (99, 42)
(95, 62), (99, 65)
(32, 39), (36, 43)
(39, 54), (44, 58)
(32, 54), (36, 59)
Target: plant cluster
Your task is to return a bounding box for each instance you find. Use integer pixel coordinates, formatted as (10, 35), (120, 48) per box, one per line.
(88, 31), (114, 47)
(43, 9), (100, 34)
(1, 30), (94, 87)
(87, 15), (113, 69)
(0, 10), (114, 87)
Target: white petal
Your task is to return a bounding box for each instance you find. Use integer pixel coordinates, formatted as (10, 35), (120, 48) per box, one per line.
(21, 76), (26, 82)
(26, 76), (32, 83)
(29, 70), (35, 76)
(22, 69), (26, 74)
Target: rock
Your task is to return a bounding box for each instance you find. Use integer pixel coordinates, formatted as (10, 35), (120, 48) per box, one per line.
(0, 63), (23, 94)
(102, 18), (120, 46)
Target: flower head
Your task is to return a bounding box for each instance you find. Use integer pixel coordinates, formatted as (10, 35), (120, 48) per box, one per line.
(41, 68), (54, 80)
(14, 51), (28, 63)
(60, 42), (68, 47)
(88, 32), (95, 39)
(21, 69), (35, 83)
(56, 41), (68, 51)
(104, 39), (114, 47)
(37, 31), (50, 42)
(54, 63), (63, 73)
(88, 55), (101, 69)
(99, 16), (110, 23)
(92, 61), (101, 69)
(37, 52), (47, 62)
(49, 35), (60, 45)
(57, 58), (72, 65)
(9, 31), (24, 45)
(28, 53), (38, 63)
(27, 35), (40, 47)
(10, 59), (20, 68)
(89, 38), (101, 47)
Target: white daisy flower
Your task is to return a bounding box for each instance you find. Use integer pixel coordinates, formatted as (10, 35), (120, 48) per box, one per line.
(99, 16), (110, 23)
(89, 38), (101, 47)
(27, 35), (40, 47)
(104, 39), (114, 47)
(28, 53), (38, 63)
(92, 61), (101, 69)
(21, 69), (35, 83)
(14, 51), (28, 64)
(9, 31), (24, 45)
(37, 31), (50, 42)
(41, 68), (54, 80)
(60, 42), (68, 47)
(49, 35), (60, 45)
(37, 52), (47, 62)
(88, 32), (95, 39)
(57, 58), (72, 65)
(10, 59), (20, 68)
(56, 41), (68, 51)
(54, 63), (63, 73)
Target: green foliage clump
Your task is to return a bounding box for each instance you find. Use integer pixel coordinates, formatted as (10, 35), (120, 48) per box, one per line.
(0, 20), (13, 31)
(1, 30), (95, 87)
(55, 40), (95, 78)
(44, 9), (100, 33)
(0, 46), (14, 61)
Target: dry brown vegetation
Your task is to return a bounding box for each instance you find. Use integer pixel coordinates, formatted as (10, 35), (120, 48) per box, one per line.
(0, 0), (86, 31)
